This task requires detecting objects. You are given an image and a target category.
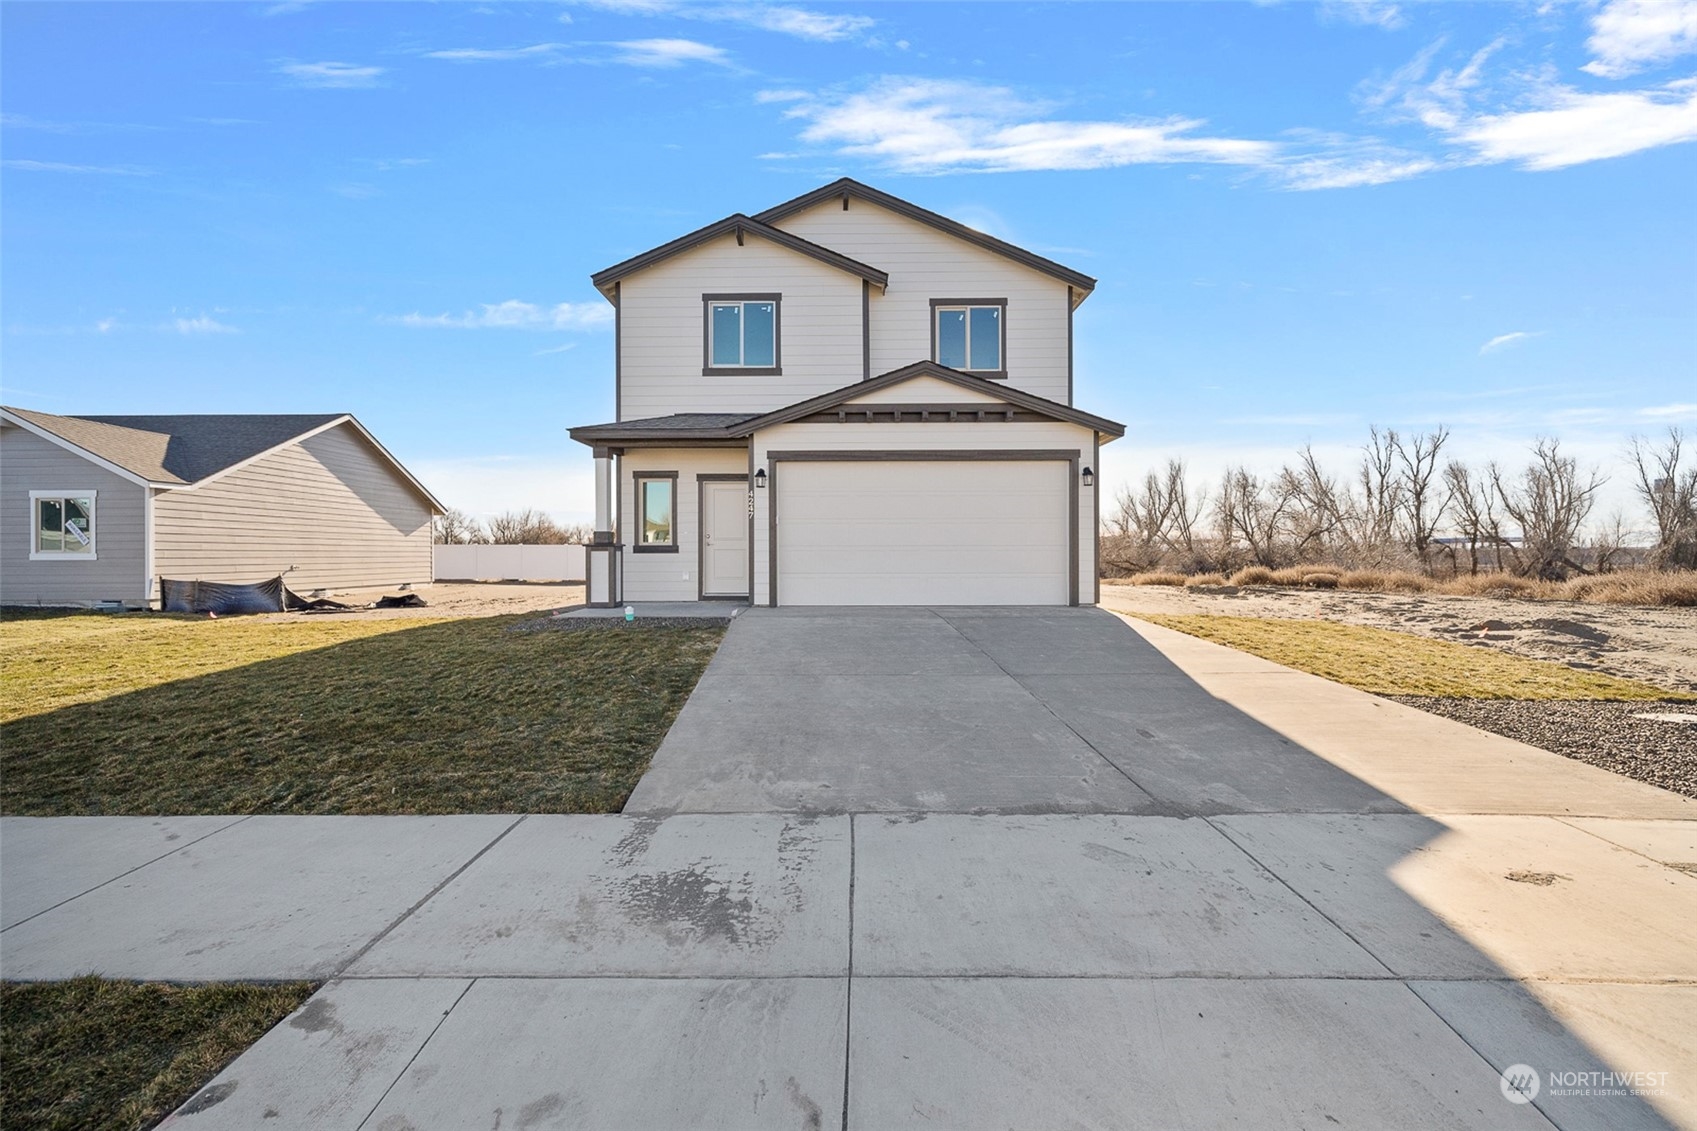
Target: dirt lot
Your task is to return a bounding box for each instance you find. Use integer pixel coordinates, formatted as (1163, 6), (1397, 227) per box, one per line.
(1101, 581), (1697, 694)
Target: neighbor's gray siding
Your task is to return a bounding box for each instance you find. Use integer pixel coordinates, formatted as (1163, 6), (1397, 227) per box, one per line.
(0, 422), (148, 605)
(152, 423), (433, 593)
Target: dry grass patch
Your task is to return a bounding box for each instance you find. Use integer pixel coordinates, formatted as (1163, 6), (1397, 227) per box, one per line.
(1112, 569), (1697, 606)
(1131, 614), (1693, 700)
(1, 977), (315, 1131)
(0, 614), (722, 815)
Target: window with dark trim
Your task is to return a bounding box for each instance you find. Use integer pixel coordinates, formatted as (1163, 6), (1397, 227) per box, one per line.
(702, 293), (781, 375)
(931, 299), (1006, 378)
(633, 472), (678, 552)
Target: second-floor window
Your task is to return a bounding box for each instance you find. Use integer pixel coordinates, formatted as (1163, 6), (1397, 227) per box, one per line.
(704, 294), (780, 374)
(932, 300), (1005, 376)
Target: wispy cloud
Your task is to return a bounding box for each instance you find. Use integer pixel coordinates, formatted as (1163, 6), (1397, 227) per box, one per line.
(173, 316), (239, 335)
(772, 78), (1277, 175)
(1583, 0), (1697, 78)
(573, 0), (873, 43)
(1455, 79), (1697, 170)
(388, 300), (613, 330)
(425, 43), (568, 63)
(2, 158), (154, 176)
(1319, 1), (1406, 31)
(1480, 330), (1539, 354)
(277, 61), (385, 89)
(1639, 402), (1697, 419)
(612, 38), (731, 68)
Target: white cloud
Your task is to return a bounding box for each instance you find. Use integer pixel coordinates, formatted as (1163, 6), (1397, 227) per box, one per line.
(278, 61), (385, 89)
(425, 43), (567, 62)
(390, 300), (613, 330)
(2, 158), (153, 175)
(1480, 330), (1539, 354)
(1584, 0), (1697, 78)
(1320, 0), (1406, 31)
(574, 0), (873, 42)
(777, 78), (1277, 174)
(1639, 402), (1697, 418)
(1454, 79), (1697, 169)
(172, 316), (238, 335)
(755, 88), (810, 103)
(612, 38), (731, 67)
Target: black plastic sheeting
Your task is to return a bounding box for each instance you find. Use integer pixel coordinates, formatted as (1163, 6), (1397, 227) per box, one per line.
(161, 576), (297, 615)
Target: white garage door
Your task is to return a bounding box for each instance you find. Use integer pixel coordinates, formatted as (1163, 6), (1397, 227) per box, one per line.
(774, 459), (1072, 605)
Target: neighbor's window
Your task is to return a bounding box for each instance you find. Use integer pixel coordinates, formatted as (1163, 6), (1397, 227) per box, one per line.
(31, 491), (96, 558)
(705, 296), (779, 371)
(635, 474), (676, 551)
(934, 303), (1003, 373)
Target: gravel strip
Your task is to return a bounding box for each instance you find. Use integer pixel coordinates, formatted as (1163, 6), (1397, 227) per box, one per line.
(1392, 697), (1697, 799)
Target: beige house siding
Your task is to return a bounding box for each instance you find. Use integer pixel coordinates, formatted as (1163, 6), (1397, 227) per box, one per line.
(618, 231), (865, 420)
(0, 423), (149, 605)
(771, 200), (1075, 404)
(618, 447), (748, 601)
(153, 423), (434, 593)
(750, 418), (1099, 607)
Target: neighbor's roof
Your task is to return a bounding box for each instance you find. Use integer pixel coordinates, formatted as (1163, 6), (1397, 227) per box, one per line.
(754, 178), (1097, 298)
(569, 361), (1124, 445)
(591, 213), (889, 299)
(0, 407), (445, 510)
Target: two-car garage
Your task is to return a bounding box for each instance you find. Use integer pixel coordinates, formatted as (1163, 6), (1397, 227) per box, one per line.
(769, 453), (1078, 606)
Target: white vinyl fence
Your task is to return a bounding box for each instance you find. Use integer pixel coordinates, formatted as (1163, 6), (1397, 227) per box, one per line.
(434, 544), (586, 582)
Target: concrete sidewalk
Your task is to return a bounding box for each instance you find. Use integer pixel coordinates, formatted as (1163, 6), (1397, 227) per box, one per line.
(3, 613), (1693, 1129)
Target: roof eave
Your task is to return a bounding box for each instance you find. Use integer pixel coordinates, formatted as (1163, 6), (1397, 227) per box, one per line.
(590, 214), (888, 296)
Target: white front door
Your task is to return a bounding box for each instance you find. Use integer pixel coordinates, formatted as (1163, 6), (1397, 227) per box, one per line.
(701, 478), (749, 597)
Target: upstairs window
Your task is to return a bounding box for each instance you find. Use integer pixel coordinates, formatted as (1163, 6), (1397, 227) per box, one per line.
(932, 300), (1005, 376)
(31, 491), (96, 559)
(703, 294), (780, 375)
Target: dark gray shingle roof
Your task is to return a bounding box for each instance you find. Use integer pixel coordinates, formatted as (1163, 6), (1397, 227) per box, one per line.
(3, 408), (347, 485)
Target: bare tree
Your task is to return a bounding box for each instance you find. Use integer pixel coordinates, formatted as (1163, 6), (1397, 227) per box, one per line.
(1628, 427), (1697, 570)
(1491, 439), (1604, 579)
(1216, 466), (1290, 568)
(1357, 427), (1403, 558)
(557, 522), (595, 545)
(1278, 446), (1354, 562)
(487, 508), (571, 544)
(1395, 427), (1450, 567)
(433, 507), (484, 545)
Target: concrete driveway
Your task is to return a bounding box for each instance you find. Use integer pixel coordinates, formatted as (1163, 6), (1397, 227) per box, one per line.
(5, 609), (1693, 1130)
(628, 606), (1407, 815)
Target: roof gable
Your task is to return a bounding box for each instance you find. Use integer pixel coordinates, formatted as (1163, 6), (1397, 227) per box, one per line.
(754, 179), (1096, 298)
(590, 213), (888, 299)
(0, 408), (444, 511)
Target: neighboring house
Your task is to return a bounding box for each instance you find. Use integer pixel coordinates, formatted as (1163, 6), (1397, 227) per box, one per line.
(570, 178), (1125, 607)
(0, 409), (444, 607)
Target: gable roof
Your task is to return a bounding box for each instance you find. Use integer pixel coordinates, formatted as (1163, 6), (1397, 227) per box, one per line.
(754, 178), (1097, 298)
(0, 407), (445, 510)
(568, 361), (1123, 445)
(590, 213), (889, 300)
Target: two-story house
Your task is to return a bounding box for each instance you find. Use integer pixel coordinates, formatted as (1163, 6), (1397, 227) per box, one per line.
(570, 178), (1124, 607)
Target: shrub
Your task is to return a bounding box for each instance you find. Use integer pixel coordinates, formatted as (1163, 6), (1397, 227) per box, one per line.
(1229, 566), (1276, 587)
(1126, 571), (1188, 587)
(1184, 572), (1230, 588)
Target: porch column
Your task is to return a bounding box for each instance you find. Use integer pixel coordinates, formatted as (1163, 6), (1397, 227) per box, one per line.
(586, 446), (621, 606)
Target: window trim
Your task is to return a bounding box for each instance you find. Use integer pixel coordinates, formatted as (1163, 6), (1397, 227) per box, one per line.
(631, 470), (680, 554)
(29, 489), (98, 561)
(930, 297), (1008, 380)
(702, 293), (782, 376)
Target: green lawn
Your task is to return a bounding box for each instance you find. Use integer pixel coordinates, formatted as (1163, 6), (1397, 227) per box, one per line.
(0, 613), (723, 815)
(0, 977), (315, 1131)
(1132, 614), (1693, 700)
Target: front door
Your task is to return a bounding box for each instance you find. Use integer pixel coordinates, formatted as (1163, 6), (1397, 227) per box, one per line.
(700, 478), (749, 598)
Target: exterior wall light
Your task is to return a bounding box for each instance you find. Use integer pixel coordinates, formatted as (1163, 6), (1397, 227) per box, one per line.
(1081, 466), (1095, 487)
(754, 468), (767, 489)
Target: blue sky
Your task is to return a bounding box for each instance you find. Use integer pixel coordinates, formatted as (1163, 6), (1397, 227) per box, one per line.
(4, 0), (1694, 528)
